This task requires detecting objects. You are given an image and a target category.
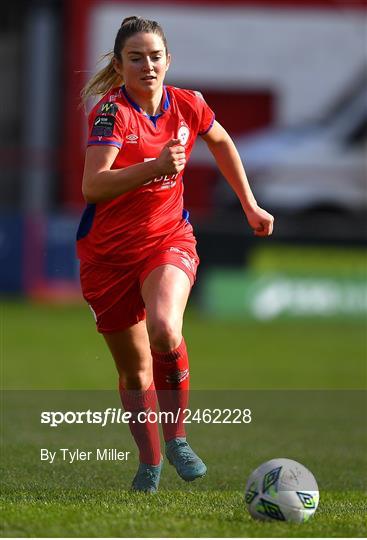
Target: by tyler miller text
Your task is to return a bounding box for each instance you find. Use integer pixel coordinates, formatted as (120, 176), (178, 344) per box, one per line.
(40, 448), (131, 464)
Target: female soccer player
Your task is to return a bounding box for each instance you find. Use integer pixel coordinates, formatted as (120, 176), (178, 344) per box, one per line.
(77, 16), (274, 492)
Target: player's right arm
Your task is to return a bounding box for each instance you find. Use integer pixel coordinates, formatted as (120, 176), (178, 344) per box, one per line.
(82, 140), (185, 203)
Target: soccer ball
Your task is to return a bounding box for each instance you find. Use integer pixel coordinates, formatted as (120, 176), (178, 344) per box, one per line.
(245, 458), (319, 523)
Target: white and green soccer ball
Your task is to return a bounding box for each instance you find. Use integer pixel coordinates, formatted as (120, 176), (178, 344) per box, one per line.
(245, 458), (319, 523)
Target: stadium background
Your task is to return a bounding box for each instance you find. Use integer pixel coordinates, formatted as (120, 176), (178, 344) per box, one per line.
(1, 1), (366, 537)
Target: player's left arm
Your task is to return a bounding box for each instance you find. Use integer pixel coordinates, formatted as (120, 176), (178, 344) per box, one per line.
(201, 120), (274, 237)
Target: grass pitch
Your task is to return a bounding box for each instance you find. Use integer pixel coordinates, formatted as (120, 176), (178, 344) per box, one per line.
(1, 300), (366, 537)
(2, 490), (366, 538)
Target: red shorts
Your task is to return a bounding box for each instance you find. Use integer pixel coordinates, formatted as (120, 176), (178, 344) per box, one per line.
(79, 229), (199, 334)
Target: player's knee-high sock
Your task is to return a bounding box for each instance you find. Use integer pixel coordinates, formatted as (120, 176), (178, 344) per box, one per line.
(119, 380), (161, 465)
(151, 338), (189, 442)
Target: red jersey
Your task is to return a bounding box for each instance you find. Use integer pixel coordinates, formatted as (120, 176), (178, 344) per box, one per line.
(76, 85), (215, 266)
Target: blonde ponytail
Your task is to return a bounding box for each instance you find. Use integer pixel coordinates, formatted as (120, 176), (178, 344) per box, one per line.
(80, 53), (123, 106)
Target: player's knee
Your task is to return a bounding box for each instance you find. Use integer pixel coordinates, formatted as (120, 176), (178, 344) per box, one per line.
(124, 370), (152, 391)
(149, 319), (181, 352)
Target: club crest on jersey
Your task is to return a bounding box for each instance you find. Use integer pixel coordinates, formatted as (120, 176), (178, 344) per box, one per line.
(178, 125), (190, 145)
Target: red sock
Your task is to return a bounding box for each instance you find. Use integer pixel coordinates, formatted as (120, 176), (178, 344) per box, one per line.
(119, 380), (161, 465)
(151, 338), (189, 442)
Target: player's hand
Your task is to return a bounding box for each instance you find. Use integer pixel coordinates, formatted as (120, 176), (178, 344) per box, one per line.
(245, 204), (274, 237)
(155, 139), (186, 175)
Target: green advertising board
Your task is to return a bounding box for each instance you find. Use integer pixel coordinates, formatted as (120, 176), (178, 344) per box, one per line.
(201, 247), (367, 320)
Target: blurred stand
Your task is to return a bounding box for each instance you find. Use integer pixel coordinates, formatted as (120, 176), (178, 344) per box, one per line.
(21, 2), (60, 212)
(0, 0), (79, 301)
(0, 0), (366, 318)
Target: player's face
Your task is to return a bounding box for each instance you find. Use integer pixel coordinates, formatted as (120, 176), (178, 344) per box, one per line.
(118, 32), (170, 94)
